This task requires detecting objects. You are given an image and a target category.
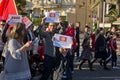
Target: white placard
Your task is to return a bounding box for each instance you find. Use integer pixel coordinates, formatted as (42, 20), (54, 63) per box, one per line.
(53, 34), (73, 49)
(22, 16), (32, 29)
(45, 12), (60, 23)
(8, 15), (22, 24)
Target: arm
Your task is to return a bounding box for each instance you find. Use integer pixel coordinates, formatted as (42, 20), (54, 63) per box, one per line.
(8, 39), (33, 60)
(38, 17), (48, 37)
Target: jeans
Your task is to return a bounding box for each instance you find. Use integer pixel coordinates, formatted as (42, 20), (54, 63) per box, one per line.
(40, 55), (56, 80)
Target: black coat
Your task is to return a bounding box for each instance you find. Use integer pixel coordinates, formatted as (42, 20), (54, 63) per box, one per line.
(94, 34), (108, 59)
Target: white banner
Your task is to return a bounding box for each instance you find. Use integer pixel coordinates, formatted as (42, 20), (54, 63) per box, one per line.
(8, 15), (22, 24)
(53, 34), (72, 48)
(45, 12), (60, 23)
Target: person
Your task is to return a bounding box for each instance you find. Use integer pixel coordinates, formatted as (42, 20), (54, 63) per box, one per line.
(91, 31), (96, 52)
(91, 28), (110, 70)
(105, 26), (117, 63)
(0, 20), (5, 61)
(109, 34), (119, 69)
(23, 22), (36, 77)
(65, 23), (78, 73)
(39, 17), (57, 80)
(75, 22), (80, 57)
(0, 20), (5, 72)
(4, 23), (33, 80)
(78, 26), (93, 71)
(55, 16), (67, 35)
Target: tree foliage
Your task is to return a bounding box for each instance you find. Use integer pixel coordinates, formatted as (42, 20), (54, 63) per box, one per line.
(15, 0), (27, 15)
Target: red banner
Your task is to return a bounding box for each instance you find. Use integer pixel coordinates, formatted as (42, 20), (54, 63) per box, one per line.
(0, 0), (18, 21)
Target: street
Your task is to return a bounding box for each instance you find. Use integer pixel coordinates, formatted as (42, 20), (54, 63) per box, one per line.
(32, 55), (120, 80)
(32, 35), (120, 80)
(73, 56), (120, 80)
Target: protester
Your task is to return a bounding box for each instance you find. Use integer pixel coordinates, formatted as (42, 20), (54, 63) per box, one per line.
(4, 23), (33, 80)
(0, 20), (5, 61)
(59, 48), (72, 80)
(0, 20), (5, 72)
(65, 23), (77, 73)
(75, 22), (80, 58)
(109, 34), (119, 69)
(78, 26), (93, 71)
(39, 17), (57, 80)
(91, 31), (96, 51)
(91, 28), (110, 70)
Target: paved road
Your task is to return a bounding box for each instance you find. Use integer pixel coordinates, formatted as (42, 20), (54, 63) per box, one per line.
(32, 55), (120, 80)
(73, 56), (120, 80)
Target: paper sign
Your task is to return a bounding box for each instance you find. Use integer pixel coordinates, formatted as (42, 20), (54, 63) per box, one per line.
(8, 15), (22, 24)
(22, 16), (32, 29)
(53, 34), (73, 48)
(45, 12), (60, 23)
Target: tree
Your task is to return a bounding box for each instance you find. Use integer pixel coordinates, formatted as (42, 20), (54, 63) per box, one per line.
(15, 0), (27, 15)
(106, 9), (119, 22)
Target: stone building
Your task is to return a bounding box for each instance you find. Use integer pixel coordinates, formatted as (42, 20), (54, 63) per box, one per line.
(26, 0), (118, 31)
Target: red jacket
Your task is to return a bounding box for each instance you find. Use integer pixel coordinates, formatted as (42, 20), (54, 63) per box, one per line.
(65, 27), (78, 50)
(109, 39), (117, 51)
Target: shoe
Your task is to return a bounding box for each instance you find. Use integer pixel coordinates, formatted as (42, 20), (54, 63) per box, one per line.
(99, 61), (103, 66)
(79, 66), (82, 70)
(112, 66), (120, 69)
(104, 67), (110, 70)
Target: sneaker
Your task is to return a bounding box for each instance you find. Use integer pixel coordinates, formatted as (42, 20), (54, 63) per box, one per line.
(112, 66), (120, 69)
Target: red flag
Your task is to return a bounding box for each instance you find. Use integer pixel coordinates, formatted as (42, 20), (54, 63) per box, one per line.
(0, 0), (18, 20)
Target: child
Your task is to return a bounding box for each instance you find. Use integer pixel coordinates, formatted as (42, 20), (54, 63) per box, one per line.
(109, 34), (119, 69)
(59, 48), (72, 80)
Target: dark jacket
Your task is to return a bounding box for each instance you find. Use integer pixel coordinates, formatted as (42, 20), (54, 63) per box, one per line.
(95, 34), (108, 59)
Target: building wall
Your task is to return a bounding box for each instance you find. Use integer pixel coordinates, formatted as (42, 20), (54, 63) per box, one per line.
(26, 0), (117, 30)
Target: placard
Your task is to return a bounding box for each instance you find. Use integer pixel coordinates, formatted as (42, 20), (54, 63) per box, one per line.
(45, 12), (60, 23)
(53, 34), (72, 48)
(8, 15), (22, 24)
(22, 16), (32, 29)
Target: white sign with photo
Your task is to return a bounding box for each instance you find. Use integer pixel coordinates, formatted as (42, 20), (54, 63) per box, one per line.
(45, 12), (60, 23)
(53, 34), (73, 49)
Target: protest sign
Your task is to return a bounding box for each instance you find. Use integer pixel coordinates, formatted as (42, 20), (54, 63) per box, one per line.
(22, 16), (32, 29)
(45, 12), (60, 23)
(8, 14), (22, 24)
(53, 34), (73, 48)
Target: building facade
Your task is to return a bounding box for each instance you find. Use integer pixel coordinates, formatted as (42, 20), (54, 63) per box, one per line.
(26, 0), (118, 31)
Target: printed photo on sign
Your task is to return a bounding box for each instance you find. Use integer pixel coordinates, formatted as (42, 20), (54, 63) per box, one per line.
(45, 12), (60, 23)
(53, 34), (72, 49)
(59, 36), (67, 42)
(8, 14), (22, 25)
(22, 16), (32, 29)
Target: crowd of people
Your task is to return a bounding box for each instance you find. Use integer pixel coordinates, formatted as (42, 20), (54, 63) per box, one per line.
(0, 15), (119, 80)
